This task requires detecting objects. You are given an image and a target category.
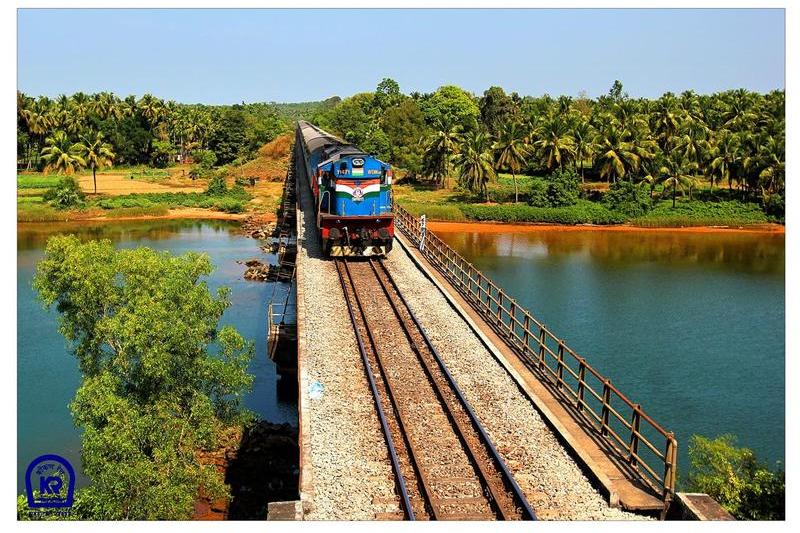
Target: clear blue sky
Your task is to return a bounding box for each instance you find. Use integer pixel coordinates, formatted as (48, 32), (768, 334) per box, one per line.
(18, 8), (784, 104)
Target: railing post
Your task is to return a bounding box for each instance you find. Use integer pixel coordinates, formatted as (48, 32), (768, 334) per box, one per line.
(556, 341), (565, 389)
(663, 434), (677, 501)
(419, 214), (426, 252)
(522, 315), (530, 354)
(577, 358), (586, 411)
(629, 405), (641, 466)
(538, 327), (546, 371)
(497, 292), (503, 322)
(601, 380), (611, 436)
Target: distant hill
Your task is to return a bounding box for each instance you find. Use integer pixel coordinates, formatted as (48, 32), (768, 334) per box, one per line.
(270, 96), (341, 122)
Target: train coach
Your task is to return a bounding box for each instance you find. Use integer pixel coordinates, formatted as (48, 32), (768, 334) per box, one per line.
(296, 120), (394, 257)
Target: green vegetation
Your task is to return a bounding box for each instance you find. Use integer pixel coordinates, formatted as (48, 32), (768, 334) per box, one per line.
(687, 434), (784, 520)
(94, 188), (250, 214)
(462, 201), (625, 225)
(18, 91), (287, 173)
(17, 173), (62, 189)
(43, 176), (85, 209)
(26, 236), (254, 520)
(632, 200), (769, 227)
(19, 81), (784, 226)
(398, 199), (625, 225)
(310, 79), (783, 226)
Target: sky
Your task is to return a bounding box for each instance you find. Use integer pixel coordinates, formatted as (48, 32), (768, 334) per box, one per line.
(17, 8), (785, 104)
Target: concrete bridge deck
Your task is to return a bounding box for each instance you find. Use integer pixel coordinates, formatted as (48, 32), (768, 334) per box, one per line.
(293, 160), (653, 520)
(395, 232), (664, 513)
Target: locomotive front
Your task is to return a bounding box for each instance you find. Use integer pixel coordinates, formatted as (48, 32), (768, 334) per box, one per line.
(297, 121), (394, 257)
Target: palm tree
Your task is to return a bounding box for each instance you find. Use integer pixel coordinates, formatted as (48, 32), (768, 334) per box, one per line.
(595, 119), (641, 183)
(531, 116), (575, 171)
(72, 131), (116, 194)
(709, 130), (740, 192)
(454, 131), (496, 202)
(571, 119), (596, 183)
(756, 135), (785, 195)
(650, 95), (682, 151)
(422, 125), (460, 188)
(40, 131), (86, 175)
(659, 157), (696, 208)
(492, 123), (529, 202)
(675, 120), (710, 173)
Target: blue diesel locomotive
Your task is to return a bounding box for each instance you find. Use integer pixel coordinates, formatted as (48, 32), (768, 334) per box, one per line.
(296, 121), (394, 256)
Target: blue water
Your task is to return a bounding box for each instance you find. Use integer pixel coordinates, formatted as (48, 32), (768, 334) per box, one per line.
(17, 220), (296, 492)
(434, 228), (785, 481)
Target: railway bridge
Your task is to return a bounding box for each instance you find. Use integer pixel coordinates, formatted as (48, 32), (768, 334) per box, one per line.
(275, 142), (729, 521)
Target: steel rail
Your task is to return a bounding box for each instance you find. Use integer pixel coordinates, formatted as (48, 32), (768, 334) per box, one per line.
(370, 258), (537, 521)
(338, 258), (441, 519)
(333, 258), (416, 520)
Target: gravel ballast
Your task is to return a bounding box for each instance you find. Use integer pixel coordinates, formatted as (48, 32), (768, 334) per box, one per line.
(296, 174), (400, 520)
(384, 241), (648, 521)
(296, 160), (646, 519)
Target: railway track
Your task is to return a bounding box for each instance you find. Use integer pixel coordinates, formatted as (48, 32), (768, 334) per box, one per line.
(334, 257), (536, 521)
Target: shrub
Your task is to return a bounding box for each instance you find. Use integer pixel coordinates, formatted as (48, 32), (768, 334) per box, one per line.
(762, 193), (784, 222)
(604, 180), (651, 217)
(397, 201), (466, 221)
(150, 140), (175, 168)
(545, 169), (580, 207)
(43, 176), (85, 209)
(631, 200), (769, 227)
(461, 200), (625, 224)
(192, 149), (217, 169)
(687, 434), (784, 520)
(212, 198), (246, 213)
(205, 174), (228, 195)
(527, 179), (550, 208)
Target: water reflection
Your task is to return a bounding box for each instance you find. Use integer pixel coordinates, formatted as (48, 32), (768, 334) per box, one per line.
(435, 226), (785, 477)
(17, 220), (296, 492)
(439, 230), (784, 276)
(18, 219), (240, 250)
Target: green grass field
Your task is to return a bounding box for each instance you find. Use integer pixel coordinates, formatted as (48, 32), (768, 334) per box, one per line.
(17, 174), (63, 189)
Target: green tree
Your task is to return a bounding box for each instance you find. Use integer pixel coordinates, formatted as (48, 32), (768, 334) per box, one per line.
(659, 157), (697, 207)
(492, 122), (529, 203)
(479, 86), (518, 136)
(420, 85), (480, 131)
(595, 119), (640, 183)
(208, 108), (248, 164)
(381, 99), (429, 176)
(532, 116), (575, 171)
(687, 434), (784, 520)
(454, 131), (496, 201)
(571, 118), (597, 183)
(32, 236), (254, 519)
(72, 131), (115, 194)
(422, 126), (461, 188)
(40, 131), (86, 175)
(374, 77), (402, 111)
(709, 130), (740, 192)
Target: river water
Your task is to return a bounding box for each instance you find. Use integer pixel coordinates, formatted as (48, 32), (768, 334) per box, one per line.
(432, 225), (785, 480)
(18, 219), (785, 492)
(17, 220), (296, 492)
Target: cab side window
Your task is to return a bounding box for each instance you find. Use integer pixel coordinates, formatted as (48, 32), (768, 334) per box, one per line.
(339, 162), (347, 174)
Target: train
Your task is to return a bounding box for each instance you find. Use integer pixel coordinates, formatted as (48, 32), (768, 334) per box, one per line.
(296, 121), (394, 257)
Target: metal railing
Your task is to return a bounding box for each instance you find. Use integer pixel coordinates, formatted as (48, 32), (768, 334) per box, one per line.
(393, 203), (678, 504)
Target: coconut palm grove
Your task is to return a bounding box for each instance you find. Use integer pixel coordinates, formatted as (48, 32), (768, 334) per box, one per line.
(17, 79), (784, 226)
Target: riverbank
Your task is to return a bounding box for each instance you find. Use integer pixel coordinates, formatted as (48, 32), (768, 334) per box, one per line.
(427, 220), (785, 235)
